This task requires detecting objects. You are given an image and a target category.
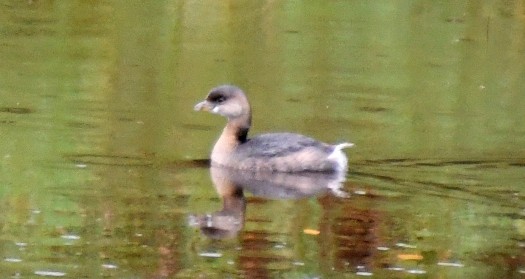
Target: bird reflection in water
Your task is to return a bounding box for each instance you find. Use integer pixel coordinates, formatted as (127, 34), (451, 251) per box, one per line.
(189, 166), (349, 239)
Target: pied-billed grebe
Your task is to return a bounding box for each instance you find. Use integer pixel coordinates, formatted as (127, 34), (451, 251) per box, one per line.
(194, 85), (353, 173)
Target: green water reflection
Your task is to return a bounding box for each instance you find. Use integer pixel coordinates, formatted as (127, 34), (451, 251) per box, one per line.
(1, 0), (524, 278)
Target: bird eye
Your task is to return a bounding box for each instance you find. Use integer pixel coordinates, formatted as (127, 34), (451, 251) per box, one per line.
(217, 96), (226, 103)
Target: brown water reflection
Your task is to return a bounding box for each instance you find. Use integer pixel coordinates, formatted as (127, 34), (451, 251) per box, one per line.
(189, 166), (384, 277)
(190, 166), (347, 239)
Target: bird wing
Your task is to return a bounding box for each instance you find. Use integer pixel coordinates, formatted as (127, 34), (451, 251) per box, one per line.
(235, 133), (333, 158)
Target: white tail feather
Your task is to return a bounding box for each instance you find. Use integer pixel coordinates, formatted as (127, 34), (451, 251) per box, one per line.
(335, 142), (354, 150)
(327, 142), (354, 172)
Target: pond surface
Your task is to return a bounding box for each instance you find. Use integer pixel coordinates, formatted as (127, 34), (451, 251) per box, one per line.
(1, 1), (524, 278)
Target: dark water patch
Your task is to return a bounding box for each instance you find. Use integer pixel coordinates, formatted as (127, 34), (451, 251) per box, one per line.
(42, 94), (58, 99)
(446, 17), (465, 24)
(117, 117), (134, 122)
(240, 237), (283, 250)
(237, 253), (289, 265)
(0, 120), (16, 124)
(429, 159), (519, 168)
(350, 167), (521, 209)
(444, 160), (495, 165)
(242, 229), (287, 238)
(474, 252), (524, 274)
(0, 107), (34, 114)
(167, 159), (210, 169)
(427, 62), (444, 68)
(354, 158), (421, 166)
(5, 26), (56, 37)
(66, 121), (98, 129)
(358, 158), (525, 168)
(64, 153), (154, 167)
(458, 37), (476, 43)
(408, 159), (494, 167)
(246, 217), (272, 223)
(173, 194), (191, 204)
(490, 212), (525, 220)
(359, 106), (387, 113)
(236, 255), (290, 279)
(12, 15), (57, 26)
(285, 98), (301, 103)
(473, 163), (500, 169)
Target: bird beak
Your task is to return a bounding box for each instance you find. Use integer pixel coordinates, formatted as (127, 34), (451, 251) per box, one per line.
(194, 100), (214, 112)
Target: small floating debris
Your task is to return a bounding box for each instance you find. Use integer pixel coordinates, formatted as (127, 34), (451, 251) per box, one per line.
(75, 164), (87, 168)
(15, 242), (27, 247)
(387, 266), (405, 271)
(4, 258), (22, 263)
(0, 107), (34, 114)
(406, 269), (427, 274)
(198, 252), (222, 258)
(292, 261), (305, 266)
(437, 262), (464, 268)
(396, 242), (417, 249)
(376, 246), (390, 251)
(397, 254), (423, 261)
(34, 270), (66, 277)
(354, 190), (367, 195)
(61, 234), (80, 240)
(102, 263), (118, 269)
(303, 229), (320, 235)
(356, 271), (373, 276)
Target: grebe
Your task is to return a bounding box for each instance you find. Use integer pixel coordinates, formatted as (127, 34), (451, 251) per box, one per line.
(194, 85), (353, 173)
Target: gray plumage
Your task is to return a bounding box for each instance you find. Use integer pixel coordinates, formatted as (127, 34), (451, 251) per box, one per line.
(194, 85), (353, 173)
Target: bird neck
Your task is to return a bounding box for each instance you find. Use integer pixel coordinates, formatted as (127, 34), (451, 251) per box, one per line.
(211, 114), (251, 165)
(225, 114), (251, 144)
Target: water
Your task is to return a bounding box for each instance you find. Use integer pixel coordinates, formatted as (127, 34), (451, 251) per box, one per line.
(1, 1), (524, 278)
